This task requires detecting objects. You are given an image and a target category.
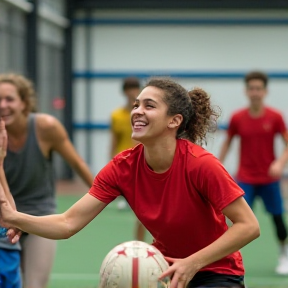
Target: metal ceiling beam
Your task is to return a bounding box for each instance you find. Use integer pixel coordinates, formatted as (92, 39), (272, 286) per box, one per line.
(26, 0), (38, 87)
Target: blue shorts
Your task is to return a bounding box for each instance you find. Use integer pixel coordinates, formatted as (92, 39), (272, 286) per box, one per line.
(0, 248), (22, 288)
(238, 181), (284, 215)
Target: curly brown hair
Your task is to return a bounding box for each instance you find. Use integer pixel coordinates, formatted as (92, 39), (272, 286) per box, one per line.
(145, 78), (220, 145)
(0, 73), (37, 114)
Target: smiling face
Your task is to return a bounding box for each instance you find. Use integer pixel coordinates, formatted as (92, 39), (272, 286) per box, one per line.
(131, 86), (182, 144)
(0, 82), (26, 126)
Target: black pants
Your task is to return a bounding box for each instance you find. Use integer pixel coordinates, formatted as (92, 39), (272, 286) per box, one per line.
(187, 271), (245, 288)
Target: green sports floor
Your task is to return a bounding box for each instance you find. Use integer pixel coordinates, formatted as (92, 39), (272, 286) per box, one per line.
(47, 194), (288, 288)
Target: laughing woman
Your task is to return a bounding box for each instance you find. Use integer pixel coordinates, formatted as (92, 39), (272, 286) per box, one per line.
(0, 73), (94, 288)
(0, 78), (259, 288)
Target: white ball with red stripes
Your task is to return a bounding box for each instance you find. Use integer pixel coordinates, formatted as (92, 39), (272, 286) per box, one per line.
(99, 241), (170, 288)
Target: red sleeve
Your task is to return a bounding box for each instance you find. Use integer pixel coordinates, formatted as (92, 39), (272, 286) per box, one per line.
(89, 160), (121, 203)
(227, 114), (238, 138)
(194, 154), (244, 211)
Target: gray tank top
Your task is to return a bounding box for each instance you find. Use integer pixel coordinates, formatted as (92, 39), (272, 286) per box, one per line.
(0, 113), (56, 250)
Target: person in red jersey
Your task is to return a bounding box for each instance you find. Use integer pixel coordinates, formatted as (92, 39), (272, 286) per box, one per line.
(0, 78), (259, 288)
(219, 71), (288, 275)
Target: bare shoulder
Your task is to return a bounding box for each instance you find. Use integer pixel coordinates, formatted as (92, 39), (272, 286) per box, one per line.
(35, 113), (66, 141)
(35, 113), (60, 129)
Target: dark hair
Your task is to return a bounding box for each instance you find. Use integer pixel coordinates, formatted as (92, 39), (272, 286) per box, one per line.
(145, 78), (220, 145)
(245, 71), (268, 87)
(0, 73), (37, 114)
(122, 77), (141, 91)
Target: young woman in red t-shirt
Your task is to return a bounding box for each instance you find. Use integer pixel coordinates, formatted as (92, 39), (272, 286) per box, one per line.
(0, 78), (259, 288)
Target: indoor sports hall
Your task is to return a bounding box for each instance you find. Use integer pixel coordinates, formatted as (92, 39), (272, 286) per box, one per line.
(0, 0), (288, 287)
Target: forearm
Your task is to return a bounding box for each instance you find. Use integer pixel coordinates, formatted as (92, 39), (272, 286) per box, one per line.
(218, 139), (230, 163)
(10, 211), (73, 240)
(2, 194), (107, 241)
(0, 167), (16, 209)
(189, 221), (259, 271)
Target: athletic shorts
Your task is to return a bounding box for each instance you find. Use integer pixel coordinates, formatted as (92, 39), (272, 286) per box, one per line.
(0, 248), (22, 288)
(188, 271), (245, 287)
(238, 181), (284, 215)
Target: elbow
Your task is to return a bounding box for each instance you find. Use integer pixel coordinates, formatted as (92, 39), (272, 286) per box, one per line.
(248, 220), (260, 242)
(251, 226), (260, 240)
(254, 224), (261, 239)
(63, 234), (72, 240)
(62, 230), (73, 240)
(62, 227), (77, 240)
(62, 215), (77, 240)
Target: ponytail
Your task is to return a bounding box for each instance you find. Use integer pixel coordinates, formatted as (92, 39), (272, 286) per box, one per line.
(180, 88), (219, 145)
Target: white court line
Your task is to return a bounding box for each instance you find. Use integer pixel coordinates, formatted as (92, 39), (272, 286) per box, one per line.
(50, 274), (99, 280)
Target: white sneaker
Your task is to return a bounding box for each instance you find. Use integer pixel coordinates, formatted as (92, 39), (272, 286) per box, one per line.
(276, 252), (288, 275)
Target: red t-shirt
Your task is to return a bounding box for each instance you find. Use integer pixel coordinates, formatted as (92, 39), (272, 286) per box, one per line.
(228, 107), (287, 184)
(89, 139), (245, 275)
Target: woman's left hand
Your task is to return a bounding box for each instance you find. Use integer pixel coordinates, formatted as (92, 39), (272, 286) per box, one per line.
(159, 256), (199, 288)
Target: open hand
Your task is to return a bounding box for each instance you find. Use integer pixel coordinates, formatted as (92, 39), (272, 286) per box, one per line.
(159, 256), (199, 288)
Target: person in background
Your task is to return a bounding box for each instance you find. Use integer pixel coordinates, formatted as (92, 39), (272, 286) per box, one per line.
(0, 77), (260, 288)
(110, 77), (141, 158)
(110, 77), (146, 241)
(219, 71), (288, 275)
(0, 73), (94, 288)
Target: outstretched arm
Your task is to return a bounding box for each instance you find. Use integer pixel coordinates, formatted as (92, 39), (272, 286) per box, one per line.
(0, 117), (107, 241)
(0, 190), (107, 241)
